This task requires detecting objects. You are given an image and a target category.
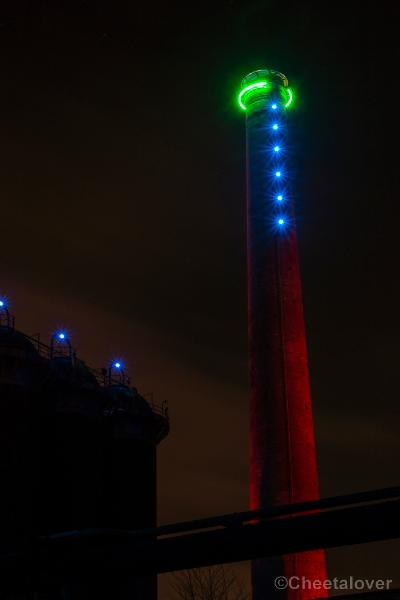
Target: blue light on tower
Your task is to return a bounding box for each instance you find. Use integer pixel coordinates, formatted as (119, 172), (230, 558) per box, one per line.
(113, 361), (122, 370)
(57, 331), (67, 341)
(269, 93), (288, 234)
(0, 300), (4, 308)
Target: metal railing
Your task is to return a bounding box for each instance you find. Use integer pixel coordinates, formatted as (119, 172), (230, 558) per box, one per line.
(0, 308), (15, 329)
(8, 331), (169, 421)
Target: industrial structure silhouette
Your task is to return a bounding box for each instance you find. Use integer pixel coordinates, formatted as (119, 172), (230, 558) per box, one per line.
(0, 302), (169, 598)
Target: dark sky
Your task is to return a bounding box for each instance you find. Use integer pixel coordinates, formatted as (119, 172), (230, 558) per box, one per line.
(1, 0), (400, 595)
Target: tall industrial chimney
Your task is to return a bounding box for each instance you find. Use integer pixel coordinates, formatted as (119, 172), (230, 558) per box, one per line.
(238, 69), (327, 599)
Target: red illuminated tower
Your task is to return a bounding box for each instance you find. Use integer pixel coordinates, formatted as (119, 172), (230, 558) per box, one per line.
(239, 70), (327, 598)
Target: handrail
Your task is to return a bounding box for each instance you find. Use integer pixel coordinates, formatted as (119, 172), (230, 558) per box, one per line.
(5, 331), (169, 420)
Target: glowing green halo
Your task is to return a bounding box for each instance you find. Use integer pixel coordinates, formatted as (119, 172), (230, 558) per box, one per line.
(238, 81), (268, 110)
(283, 87), (293, 108)
(238, 81), (294, 110)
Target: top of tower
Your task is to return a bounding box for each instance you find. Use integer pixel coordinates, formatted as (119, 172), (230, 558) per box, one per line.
(238, 68), (293, 111)
(241, 69), (288, 89)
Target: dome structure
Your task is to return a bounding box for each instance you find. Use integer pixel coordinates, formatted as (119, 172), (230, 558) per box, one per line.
(0, 327), (40, 358)
(49, 356), (100, 389)
(0, 327), (42, 388)
(106, 384), (153, 416)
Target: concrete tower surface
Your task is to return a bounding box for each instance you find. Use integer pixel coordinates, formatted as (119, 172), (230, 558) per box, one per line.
(238, 70), (327, 599)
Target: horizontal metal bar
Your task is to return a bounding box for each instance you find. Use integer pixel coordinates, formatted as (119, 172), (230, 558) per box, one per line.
(0, 494), (399, 588)
(44, 485), (400, 542)
(40, 497), (400, 577)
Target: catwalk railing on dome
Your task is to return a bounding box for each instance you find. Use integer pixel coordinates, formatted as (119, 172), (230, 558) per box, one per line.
(1, 327), (169, 421)
(0, 309), (15, 329)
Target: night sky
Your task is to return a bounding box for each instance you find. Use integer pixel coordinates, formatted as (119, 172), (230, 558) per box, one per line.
(1, 1), (400, 596)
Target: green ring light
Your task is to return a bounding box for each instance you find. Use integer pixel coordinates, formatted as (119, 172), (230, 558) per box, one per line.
(283, 87), (293, 108)
(238, 82), (293, 111)
(238, 81), (268, 110)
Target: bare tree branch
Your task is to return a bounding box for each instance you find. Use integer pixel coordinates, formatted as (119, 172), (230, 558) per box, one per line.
(168, 565), (249, 600)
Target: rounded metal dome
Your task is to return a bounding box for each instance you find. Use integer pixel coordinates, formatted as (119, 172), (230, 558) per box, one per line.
(0, 327), (40, 357)
(50, 356), (99, 389)
(106, 385), (153, 416)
